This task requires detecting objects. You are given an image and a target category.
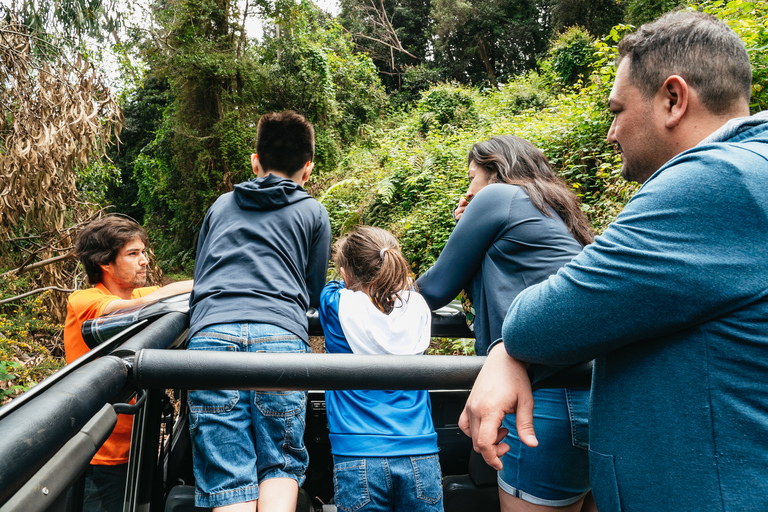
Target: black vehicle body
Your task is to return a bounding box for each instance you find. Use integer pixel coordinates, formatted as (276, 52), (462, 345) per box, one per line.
(0, 294), (590, 512)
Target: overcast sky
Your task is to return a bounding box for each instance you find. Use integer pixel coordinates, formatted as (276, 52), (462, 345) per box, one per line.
(244, 0), (341, 39)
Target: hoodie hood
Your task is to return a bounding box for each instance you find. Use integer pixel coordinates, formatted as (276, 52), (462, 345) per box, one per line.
(700, 110), (768, 146)
(234, 173), (311, 210)
(337, 289), (431, 355)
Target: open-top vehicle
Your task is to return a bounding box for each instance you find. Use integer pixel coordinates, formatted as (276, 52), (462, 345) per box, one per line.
(0, 294), (590, 512)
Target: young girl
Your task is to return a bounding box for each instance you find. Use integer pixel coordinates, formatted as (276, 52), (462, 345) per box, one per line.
(318, 226), (443, 512)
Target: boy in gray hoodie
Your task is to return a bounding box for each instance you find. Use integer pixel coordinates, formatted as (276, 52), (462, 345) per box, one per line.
(187, 111), (331, 511)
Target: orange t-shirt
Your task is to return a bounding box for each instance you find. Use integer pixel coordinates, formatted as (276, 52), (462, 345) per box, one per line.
(64, 283), (158, 465)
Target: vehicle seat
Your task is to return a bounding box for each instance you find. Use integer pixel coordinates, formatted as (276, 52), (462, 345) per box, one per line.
(164, 485), (315, 512)
(165, 486), (210, 512)
(442, 450), (500, 512)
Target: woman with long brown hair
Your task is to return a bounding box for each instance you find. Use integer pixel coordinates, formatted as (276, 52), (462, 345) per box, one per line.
(417, 135), (593, 512)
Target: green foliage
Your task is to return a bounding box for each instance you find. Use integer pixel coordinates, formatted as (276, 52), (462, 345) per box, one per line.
(547, 27), (599, 87)
(550, 0), (625, 37)
(417, 84), (479, 133)
(320, 25), (642, 276)
(498, 72), (551, 115)
(699, 0), (768, 113)
(0, 288), (64, 404)
(0, 361), (26, 401)
(104, 77), (172, 224)
(76, 160), (121, 205)
(431, 0), (550, 85)
(625, 0), (686, 26)
(338, 0), (432, 92)
(428, 337), (476, 356)
(131, 0), (386, 266)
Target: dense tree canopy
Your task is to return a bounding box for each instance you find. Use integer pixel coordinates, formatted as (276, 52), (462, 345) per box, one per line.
(0, 0), (766, 391)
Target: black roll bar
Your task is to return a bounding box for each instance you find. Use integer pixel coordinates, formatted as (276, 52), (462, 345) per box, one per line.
(132, 350), (486, 391)
(0, 355), (128, 505)
(0, 312), (188, 506)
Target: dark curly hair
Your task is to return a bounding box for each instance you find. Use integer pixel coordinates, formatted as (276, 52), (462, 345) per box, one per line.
(75, 216), (148, 285)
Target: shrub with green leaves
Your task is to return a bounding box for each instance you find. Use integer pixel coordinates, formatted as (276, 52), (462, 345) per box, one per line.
(0, 289), (64, 404)
(547, 26), (600, 87)
(417, 84), (479, 133)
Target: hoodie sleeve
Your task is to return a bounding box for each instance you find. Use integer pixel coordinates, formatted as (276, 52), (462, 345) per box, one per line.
(189, 206), (213, 309)
(319, 281), (352, 354)
(502, 147), (768, 365)
(306, 204), (332, 308)
(416, 185), (511, 310)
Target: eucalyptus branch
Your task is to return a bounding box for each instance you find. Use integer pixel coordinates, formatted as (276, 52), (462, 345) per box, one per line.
(0, 252), (76, 279)
(0, 286), (77, 306)
(352, 32), (418, 60)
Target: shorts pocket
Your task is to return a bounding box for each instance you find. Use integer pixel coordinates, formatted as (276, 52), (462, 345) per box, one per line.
(589, 449), (621, 512)
(412, 454), (443, 504)
(333, 459), (370, 512)
(255, 390), (306, 417)
(188, 343), (239, 417)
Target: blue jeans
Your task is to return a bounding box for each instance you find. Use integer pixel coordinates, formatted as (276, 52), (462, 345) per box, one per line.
(333, 454), (443, 512)
(498, 388), (591, 506)
(188, 323), (310, 509)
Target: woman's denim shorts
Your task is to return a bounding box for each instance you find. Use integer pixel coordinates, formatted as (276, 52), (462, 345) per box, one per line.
(332, 454), (443, 512)
(187, 323), (310, 509)
(498, 387), (591, 506)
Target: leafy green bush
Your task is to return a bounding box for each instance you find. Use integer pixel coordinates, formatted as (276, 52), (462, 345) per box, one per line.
(699, 0), (768, 113)
(547, 26), (599, 87)
(417, 84), (479, 133)
(0, 290), (64, 404)
(498, 72), (551, 115)
(320, 24), (641, 276)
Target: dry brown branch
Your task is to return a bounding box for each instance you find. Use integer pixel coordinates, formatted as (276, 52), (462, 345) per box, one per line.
(0, 251), (76, 278)
(342, 0), (419, 72)
(0, 286), (77, 306)
(0, 17), (124, 238)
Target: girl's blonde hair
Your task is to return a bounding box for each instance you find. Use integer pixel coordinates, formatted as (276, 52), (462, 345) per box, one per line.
(333, 226), (413, 314)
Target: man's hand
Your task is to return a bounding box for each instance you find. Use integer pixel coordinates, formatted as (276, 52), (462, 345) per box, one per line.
(459, 343), (538, 470)
(454, 196), (470, 221)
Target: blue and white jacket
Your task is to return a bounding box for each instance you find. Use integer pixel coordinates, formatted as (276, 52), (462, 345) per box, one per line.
(319, 280), (438, 457)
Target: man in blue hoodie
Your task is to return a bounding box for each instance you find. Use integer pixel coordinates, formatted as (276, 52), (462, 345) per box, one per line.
(460, 12), (768, 511)
(187, 111), (331, 512)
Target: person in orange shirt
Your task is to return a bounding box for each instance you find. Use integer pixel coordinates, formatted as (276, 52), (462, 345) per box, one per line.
(64, 215), (192, 512)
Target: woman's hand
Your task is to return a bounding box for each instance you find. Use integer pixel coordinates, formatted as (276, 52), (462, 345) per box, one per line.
(454, 196), (471, 221)
(459, 343), (538, 470)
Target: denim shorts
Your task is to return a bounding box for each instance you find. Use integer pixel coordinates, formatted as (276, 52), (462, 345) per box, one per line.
(498, 387), (590, 506)
(333, 454), (443, 512)
(188, 323), (310, 509)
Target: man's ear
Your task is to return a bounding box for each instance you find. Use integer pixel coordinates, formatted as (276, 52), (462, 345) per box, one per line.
(661, 75), (689, 129)
(99, 262), (113, 279)
(299, 160), (314, 185)
(251, 153), (262, 176)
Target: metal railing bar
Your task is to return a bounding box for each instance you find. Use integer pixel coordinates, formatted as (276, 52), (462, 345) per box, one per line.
(0, 404), (118, 512)
(133, 350), (486, 391)
(0, 319), (148, 422)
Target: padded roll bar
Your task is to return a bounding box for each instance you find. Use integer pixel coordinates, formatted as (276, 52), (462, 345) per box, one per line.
(132, 351), (486, 390)
(0, 356), (128, 504)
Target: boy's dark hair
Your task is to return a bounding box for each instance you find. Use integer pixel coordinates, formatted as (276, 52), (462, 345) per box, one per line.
(618, 11), (752, 115)
(75, 216), (148, 285)
(256, 111), (315, 176)
(333, 226), (413, 315)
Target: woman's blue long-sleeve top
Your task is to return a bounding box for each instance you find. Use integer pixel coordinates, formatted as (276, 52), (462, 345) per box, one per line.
(416, 183), (584, 355)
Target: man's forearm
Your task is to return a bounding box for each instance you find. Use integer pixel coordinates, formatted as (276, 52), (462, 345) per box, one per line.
(102, 280), (193, 315)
